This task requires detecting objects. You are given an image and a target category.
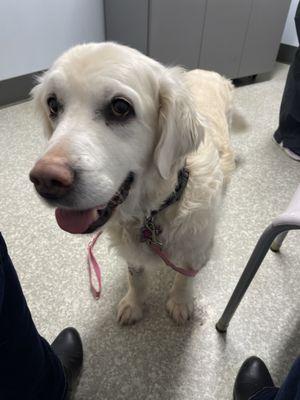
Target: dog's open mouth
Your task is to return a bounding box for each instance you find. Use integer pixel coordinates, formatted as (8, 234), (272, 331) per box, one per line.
(55, 172), (134, 234)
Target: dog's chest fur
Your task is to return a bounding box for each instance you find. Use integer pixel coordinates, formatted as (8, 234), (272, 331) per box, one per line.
(106, 141), (225, 271)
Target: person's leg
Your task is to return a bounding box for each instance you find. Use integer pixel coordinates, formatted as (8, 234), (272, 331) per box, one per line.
(274, 2), (300, 159)
(0, 232), (69, 400)
(234, 356), (300, 400)
(273, 47), (300, 158)
(251, 357), (300, 400)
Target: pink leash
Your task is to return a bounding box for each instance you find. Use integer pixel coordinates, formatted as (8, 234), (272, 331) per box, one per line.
(149, 242), (198, 277)
(87, 231), (103, 299)
(87, 230), (197, 300)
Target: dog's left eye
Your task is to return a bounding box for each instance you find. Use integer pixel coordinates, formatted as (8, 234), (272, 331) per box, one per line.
(47, 95), (61, 118)
(111, 98), (133, 118)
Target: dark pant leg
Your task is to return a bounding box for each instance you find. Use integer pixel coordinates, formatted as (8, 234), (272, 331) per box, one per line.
(0, 233), (66, 400)
(274, 2), (300, 155)
(250, 357), (300, 400)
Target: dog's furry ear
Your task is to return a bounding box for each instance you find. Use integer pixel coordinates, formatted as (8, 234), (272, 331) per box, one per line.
(154, 69), (205, 179)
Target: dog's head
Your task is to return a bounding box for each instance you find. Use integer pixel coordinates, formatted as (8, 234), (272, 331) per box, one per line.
(30, 42), (204, 234)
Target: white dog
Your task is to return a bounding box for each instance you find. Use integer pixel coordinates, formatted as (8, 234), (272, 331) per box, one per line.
(29, 42), (235, 325)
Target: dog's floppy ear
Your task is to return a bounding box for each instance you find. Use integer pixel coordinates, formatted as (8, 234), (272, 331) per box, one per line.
(154, 69), (205, 179)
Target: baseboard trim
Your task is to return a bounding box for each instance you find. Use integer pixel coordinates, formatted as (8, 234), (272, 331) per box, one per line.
(0, 71), (44, 107)
(277, 43), (298, 64)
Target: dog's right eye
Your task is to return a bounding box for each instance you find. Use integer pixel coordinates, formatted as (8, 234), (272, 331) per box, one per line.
(111, 98), (131, 117)
(106, 97), (135, 123)
(47, 95), (61, 118)
(100, 96), (135, 125)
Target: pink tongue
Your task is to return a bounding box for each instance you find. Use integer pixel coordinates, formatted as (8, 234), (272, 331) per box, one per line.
(55, 208), (98, 234)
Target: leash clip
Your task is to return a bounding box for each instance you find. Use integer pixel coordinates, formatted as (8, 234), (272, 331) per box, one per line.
(140, 216), (163, 249)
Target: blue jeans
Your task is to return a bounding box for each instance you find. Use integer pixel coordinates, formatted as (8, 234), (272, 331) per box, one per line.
(0, 233), (66, 400)
(251, 357), (300, 400)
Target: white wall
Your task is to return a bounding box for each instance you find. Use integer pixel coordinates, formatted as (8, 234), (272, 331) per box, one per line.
(281, 0), (299, 46)
(0, 0), (105, 81)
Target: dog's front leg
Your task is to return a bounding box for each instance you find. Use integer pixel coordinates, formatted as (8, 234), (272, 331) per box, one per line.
(117, 264), (146, 325)
(166, 273), (194, 324)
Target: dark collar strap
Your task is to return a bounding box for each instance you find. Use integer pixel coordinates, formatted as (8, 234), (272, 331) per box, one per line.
(140, 166), (190, 251)
(150, 167), (189, 218)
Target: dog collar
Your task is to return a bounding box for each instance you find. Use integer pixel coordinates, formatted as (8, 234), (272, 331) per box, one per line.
(140, 167), (198, 277)
(87, 166), (197, 300)
(140, 167), (189, 248)
(150, 167), (189, 217)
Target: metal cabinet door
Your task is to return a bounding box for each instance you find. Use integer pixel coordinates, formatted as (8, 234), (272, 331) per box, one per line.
(104, 0), (148, 54)
(239, 0), (292, 77)
(199, 0), (252, 78)
(149, 0), (206, 69)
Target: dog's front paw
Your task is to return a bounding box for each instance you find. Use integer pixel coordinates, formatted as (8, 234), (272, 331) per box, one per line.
(166, 294), (194, 325)
(117, 293), (144, 325)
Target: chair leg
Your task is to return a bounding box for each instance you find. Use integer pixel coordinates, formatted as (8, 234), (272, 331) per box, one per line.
(216, 224), (291, 333)
(270, 231), (288, 252)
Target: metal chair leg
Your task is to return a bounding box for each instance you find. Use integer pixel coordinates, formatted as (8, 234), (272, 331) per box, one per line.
(216, 223), (293, 333)
(270, 231), (288, 252)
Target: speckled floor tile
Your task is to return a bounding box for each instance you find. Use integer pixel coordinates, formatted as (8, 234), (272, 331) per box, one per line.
(0, 63), (299, 400)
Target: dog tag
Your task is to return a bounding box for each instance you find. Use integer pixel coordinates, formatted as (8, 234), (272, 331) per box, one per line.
(140, 216), (162, 249)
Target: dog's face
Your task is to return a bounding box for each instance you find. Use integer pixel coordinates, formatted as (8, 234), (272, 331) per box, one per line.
(30, 43), (204, 234)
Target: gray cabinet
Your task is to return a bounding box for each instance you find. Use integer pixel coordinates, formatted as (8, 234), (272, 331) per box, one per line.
(199, 0), (252, 78)
(239, 0), (292, 77)
(104, 0), (148, 54)
(104, 0), (291, 79)
(149, 0), (206, 69)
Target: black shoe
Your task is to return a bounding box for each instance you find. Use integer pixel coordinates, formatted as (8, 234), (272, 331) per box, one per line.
(233, 356), (275, 400)
(51, 327), (83, 400)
